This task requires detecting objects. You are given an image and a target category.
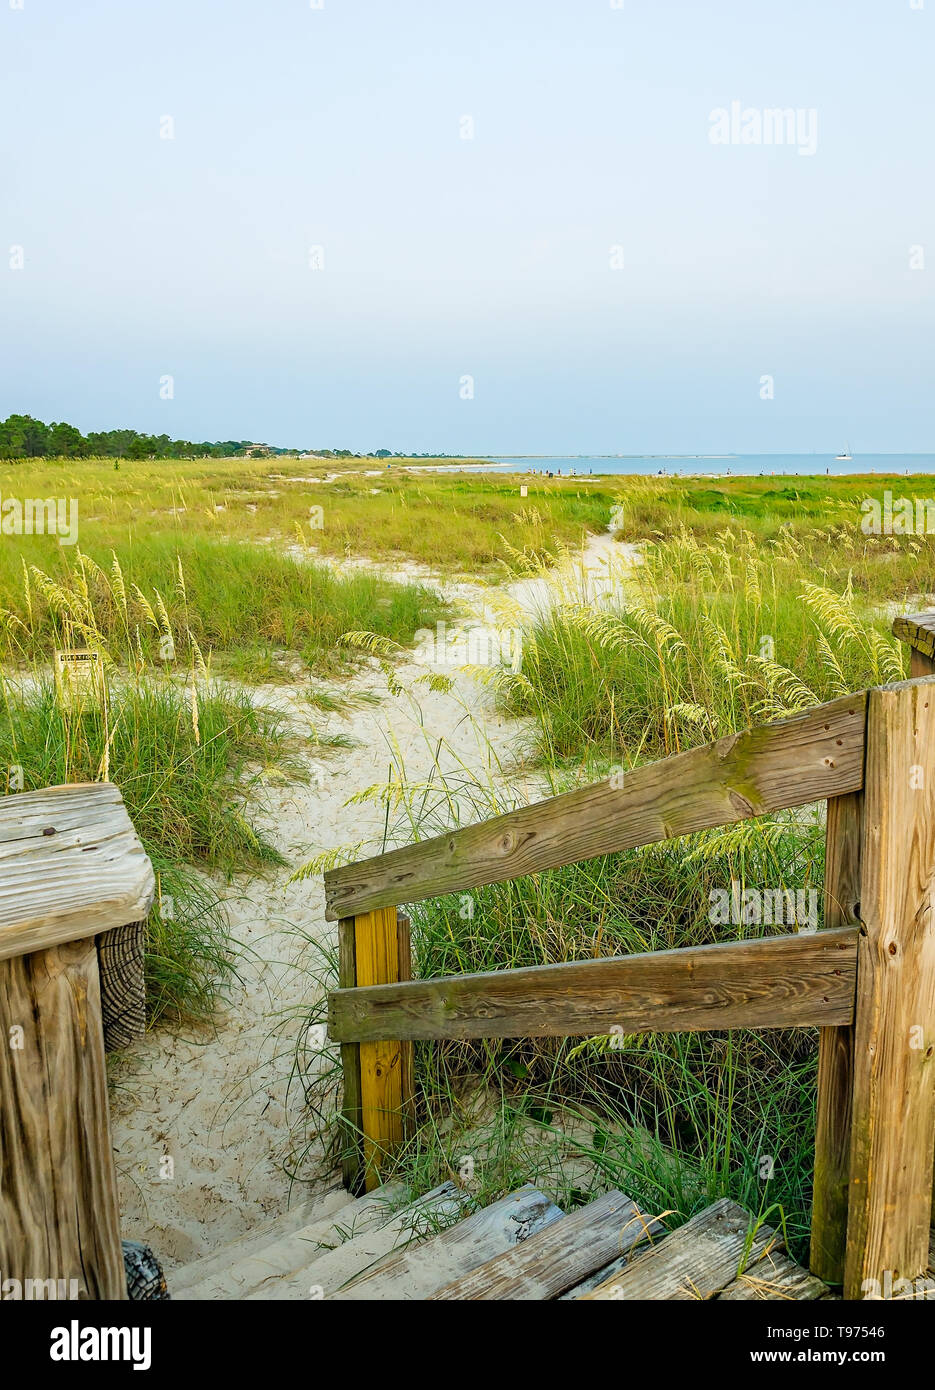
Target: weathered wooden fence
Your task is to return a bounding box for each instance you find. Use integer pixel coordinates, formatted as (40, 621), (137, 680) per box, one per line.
(326, 612), (935, 1301)
(0, 783), (154, 1299)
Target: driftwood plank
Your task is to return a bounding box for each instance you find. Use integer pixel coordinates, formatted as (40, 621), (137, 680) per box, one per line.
(0, 937), (126, 1298)
(844, 679), (935, 1300)
(324, 692), (867, 919)
(810, 790), (863, 1284)
(718, 1248), (827, 1300)
(329, 927), (858, 1043)
(429, 1190), (659, 1300)
(334, 1185), (564, 1300)
(583, 1199), (781, 1300)
(0, 783), (154, 960)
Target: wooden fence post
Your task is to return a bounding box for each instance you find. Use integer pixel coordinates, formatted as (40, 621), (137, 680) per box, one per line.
(338, 907), (413, 1192)
(810, 791), (862, 1284)
(843, 678), (935, 1299)
(0, 784), (154, 1300)
(892, 617), (935, 1224)
(337, 916), (364, 1193)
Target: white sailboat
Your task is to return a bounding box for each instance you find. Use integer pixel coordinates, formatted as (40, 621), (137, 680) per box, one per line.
(835, 443), (852, 461)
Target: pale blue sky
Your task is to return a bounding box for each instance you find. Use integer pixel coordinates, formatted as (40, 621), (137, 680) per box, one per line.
(1, 0), (932, 453)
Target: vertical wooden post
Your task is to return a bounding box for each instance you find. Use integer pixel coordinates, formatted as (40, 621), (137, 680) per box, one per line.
(338, 908), (413, 1192)
(843, 679), (935, 1300)
(0, 783), (154, 1301)
(892, 622), (935, 1222)
(396, 915), (417, 1140)
(0, 938), (126, 1299)
(338, 917), (364, 1193)
(910, 649), (935, 679)
(810, 791), (862, 1284)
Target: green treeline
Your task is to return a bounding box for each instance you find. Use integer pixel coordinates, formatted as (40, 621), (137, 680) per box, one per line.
(0, 414), (300, 460)
(0, 415), (457, 461)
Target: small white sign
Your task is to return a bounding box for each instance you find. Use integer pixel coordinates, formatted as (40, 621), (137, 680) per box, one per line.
(54, 649), (105, 708)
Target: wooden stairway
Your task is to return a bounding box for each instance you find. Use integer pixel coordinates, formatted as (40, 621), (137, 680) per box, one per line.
(168, 1186), (829, 1301)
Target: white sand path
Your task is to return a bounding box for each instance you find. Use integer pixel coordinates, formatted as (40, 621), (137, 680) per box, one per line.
(110, 534), (634, 1268)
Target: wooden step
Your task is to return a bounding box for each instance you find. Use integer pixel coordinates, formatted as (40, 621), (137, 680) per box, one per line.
(582, 1198), (827, 1301)
(334, 1185), (564, 1300)
(174, 1187), (829, 1301)
(717, 1246), (827, 1301)
(430, 1189), (662, 1300)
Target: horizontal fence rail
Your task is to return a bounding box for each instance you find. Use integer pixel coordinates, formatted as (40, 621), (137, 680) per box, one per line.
(324, 691), (867, 921)
(329, 927), (859, 1043)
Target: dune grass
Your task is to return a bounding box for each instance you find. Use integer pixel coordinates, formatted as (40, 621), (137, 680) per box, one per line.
(0, 535), (446, 678)
(500, 526), (908, 767)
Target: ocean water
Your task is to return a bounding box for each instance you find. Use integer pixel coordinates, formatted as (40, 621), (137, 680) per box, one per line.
(479, 454), (935, 478)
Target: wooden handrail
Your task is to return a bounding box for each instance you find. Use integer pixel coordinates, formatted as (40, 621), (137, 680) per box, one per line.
(325, 691), (867, 920)
(0, 782), (154, 960)
(893, 610), (935, 677)
(328, 926), (858, 1043)
(892, 610), (935, 659)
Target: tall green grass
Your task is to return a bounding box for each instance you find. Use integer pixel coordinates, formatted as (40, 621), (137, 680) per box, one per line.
(501, 527), (906, 765)
(0, 538), (446, 677)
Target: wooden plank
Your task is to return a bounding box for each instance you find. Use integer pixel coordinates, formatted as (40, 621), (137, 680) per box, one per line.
(324, 692), (867, 920)
(0, 783), (154, 960)
(0, 937), (125, 1298)
(429, 1190), (659, 1300)
(844, 678), (935, 1300)
(329, 927), (858, 1043)
(583, 1199), (781, 1300)
(718, 1248), (827, 1301)
(355, 907), (406, 1192)
(810, 790), (863, 1284)
(892, 611), (935, 663)
(334, 1185), (564, 1300)
(97, 920), (146, 1052)
(338, 917), (363, 1193)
